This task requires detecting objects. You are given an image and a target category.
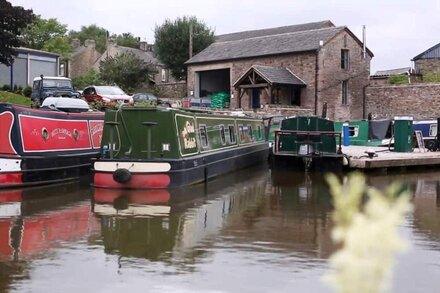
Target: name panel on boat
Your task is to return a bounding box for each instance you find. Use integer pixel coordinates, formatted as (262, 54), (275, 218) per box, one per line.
(19, 115), (93, 152)
(175, 114), (199, 157)
(89, 120), (104, 149)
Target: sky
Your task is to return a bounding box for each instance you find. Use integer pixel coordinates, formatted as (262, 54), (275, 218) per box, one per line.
(8, 0), (440, 73)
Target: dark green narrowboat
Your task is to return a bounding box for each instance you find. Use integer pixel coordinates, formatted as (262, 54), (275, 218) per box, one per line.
(93, 106), (270, 189)
(271, 116), (344, 171)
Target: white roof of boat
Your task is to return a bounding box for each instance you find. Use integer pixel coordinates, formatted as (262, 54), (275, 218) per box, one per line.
(33, 76), (71, 81)
(41, 97), (90, 110)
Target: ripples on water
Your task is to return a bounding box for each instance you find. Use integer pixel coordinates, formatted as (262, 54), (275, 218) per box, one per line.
(1, 168), (440, 292)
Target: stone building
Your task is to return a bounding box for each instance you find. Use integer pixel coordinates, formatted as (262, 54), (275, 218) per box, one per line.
(69, 39), (101, 78)
(412, 42), (440, 75)
(185, 20), (373, 121)
(369, 67), (413, 86)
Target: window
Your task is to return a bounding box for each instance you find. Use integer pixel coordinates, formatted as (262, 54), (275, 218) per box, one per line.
(199, 125), (208, 147)
(228, 125), (236, 143)
(248, 125), (253, 140)
(219, 125), (226, 145)
(341, 49), (350, 70)
(239, 126), (245, 142)
(342, 80), (349, 105)
(33, 81), (40, 90)
(257, 125), (262, 139)
(161, 69), (168, 82)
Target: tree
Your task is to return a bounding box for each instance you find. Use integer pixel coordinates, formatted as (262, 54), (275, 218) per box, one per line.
(69, 25), (108, 53)
(72, 69), (103, 89)
(99, 52), (154, 93)
(114, 32), (140, 48)
(42, 36), (73, 60)
(21, 15), (68, 50)
(155, 16), (215, 80)
(0, 0), (34, 66)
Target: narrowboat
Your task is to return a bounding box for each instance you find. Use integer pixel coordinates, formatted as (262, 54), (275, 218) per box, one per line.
(93, 106), (270, 189)
(0, 99), (104, 188)
(334, 119), (393, 147)
(413, 119), (437, 150)
(271, 116), (343, 171)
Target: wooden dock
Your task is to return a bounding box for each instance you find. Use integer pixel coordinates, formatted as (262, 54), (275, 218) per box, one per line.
(342, 145), (440, 169)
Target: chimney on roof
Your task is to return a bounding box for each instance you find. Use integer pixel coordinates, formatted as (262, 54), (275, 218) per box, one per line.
(84, 39), (96, 48)
(139, 41), (148, 51)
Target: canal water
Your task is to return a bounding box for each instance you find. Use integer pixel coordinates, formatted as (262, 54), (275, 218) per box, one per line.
(1, 166), (440, 292)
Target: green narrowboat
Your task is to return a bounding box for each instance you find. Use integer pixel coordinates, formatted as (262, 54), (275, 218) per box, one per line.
(271, 116), (343, 171)
(93, 106), (270, 189)
(334, 119), (393, 146)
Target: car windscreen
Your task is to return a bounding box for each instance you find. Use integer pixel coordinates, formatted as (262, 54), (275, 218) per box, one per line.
(42, 79), (72, 88)
(95, 86), (126, 95)
(133, 94), (157, 102)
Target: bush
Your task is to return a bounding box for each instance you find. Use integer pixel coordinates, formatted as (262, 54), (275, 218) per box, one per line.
(2, 84), (11, 91)
(389, 75), (408, 85)
(423, 72), (440, 83)
(72, 69), (103, 90)
(14, 85), (23, 95)
(22, 86), (32, 97)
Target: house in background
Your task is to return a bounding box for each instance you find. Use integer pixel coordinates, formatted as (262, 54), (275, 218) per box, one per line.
(69, 39), (101, 78)
(412, 42), (440, 75)
(369, 67), (414, 86)
(0, 47), (60, 88)
(185, 20), (373, 121)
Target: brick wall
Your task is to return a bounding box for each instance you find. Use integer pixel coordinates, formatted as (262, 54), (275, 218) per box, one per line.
(415, 59), (440, 75)
(365, 83), (440, 119)
(154, 82), (187, 99)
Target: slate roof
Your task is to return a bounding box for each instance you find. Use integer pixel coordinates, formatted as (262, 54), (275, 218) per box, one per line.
(216, 20), (334, 42)
(254, 65), (305, 85)
(186, 26), (347, 65)
(412, 42), (440, 60)
(372, 67), (411, 77)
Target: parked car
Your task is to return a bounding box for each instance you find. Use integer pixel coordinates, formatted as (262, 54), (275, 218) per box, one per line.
(31, 75), (80, 104)
(82, 86), (132, 104)
(132, 93), (171, 107)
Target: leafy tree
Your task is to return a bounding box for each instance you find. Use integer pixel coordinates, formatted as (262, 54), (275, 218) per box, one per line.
(21, 15), (68, 50)
(114, 32), (140, 48)
(0, 0), (34, 66)
(69, 25), (108, 53)
(99, 52), (154, 93)
(72, 69), (103, 90)
(155, 16), (215, 80)
(42, 36), (73, 60)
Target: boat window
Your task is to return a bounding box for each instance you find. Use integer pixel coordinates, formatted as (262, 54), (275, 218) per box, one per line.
(349, 126), (359, 137)
(248, 125), (253, 140)
(219, 125), (226, 145)
(199, 125), (208, 147)
(239, 126), (245, 142)
(228, 125), (236, 143)
(429, 124), (437, 137)
(257, 125), (262, 139)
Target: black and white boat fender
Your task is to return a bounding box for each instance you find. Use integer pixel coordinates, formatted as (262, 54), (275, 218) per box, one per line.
(112, 168), (132, 183)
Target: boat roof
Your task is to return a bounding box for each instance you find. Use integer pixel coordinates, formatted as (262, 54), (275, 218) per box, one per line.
(33, 76), (71, 81)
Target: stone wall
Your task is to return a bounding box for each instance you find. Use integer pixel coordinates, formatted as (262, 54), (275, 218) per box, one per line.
(365, 83), (440, 119)
(154, 82), (187, 99)
(415, 59), (440, 75)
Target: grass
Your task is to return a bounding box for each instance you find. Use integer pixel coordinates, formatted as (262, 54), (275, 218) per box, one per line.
(0, 91), (32, 106)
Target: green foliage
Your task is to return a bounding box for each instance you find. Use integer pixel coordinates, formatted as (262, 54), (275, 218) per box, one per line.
(2, 84), (11, 91)
(0, 90), (31, 106)
(22, 86), (32, 97)
(114, 32), (140, 48)
(324, 172), (412, 293)
(388, 74), (409, 85)
(423, 71), (440, 83)
(0, 0), (35, 66)
(99, 52), (154, 93)
(72, 69), (103, 90)
(69, 25), (108, 53)
(155, 16), (215, 80)
(21, 15), (68, 50)
(42, 35), (73, 60)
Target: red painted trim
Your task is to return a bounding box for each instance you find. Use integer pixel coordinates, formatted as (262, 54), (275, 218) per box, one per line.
(89, 120), (104, 149)
(94, 188), (170, 204)
(0, 112), (17, 154)
(12, 105), (104, 118)
(0, 172), (22, 185)
(94, 172), (171, 189)
(0, 190), (22, 202)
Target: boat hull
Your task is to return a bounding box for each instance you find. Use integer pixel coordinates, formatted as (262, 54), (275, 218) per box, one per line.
(271, 152), (344, 172)
(0, 103), (103, 188)
(93, 143), (270, 189)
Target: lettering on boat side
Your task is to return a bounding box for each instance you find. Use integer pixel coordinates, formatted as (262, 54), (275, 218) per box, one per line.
(182, 121), (197, 149)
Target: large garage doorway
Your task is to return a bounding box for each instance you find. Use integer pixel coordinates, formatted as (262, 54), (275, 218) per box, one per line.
(197, 68), (230, 98)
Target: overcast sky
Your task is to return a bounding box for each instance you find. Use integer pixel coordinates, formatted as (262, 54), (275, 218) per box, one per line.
(8, 0), (440, 73)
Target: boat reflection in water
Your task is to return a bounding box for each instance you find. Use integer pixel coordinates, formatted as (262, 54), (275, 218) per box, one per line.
(92, 166), (270, 262)
(0, 181), (97, 262)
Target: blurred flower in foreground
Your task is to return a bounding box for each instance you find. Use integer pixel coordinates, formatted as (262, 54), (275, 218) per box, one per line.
(323, 172), (412, 293)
